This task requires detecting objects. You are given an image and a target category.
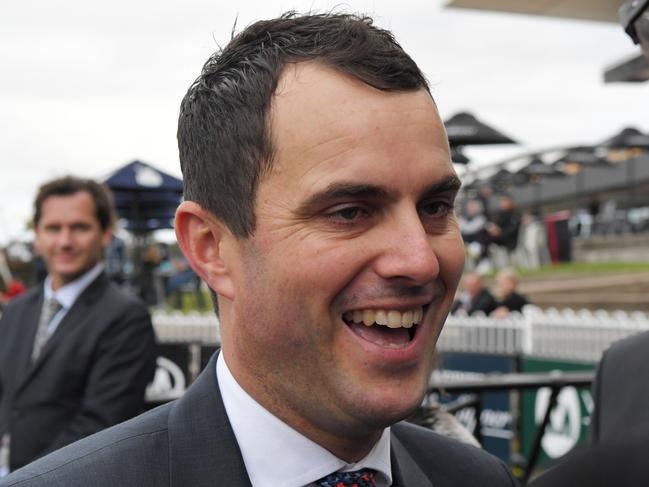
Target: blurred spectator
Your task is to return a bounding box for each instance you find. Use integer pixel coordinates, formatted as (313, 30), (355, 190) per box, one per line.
(165, 255), (205, 309)
(492, 267), (529, 318)
(487, 194), (521, 268)
(451, 272), (498, 316)
(104, 234), (128, 285)
(138, 243), (163, 306)
(459, 199), (490, 271)
(0, 176), (156, 474)
(477, 183), (496, 221)
(515, 211), (550, 269)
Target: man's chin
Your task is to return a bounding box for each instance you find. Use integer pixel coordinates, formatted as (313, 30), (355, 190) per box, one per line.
(351, 392), (426, 431)
(52, 266), (90, 285)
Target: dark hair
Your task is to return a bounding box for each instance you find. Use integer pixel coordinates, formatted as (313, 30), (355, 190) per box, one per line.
(178, 11), (430, 238)
(33, 176), (116, 231)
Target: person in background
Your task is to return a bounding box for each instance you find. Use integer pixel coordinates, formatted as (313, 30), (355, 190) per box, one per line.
(459, 199), (490, 271)
(452, 272), (498, 316)
(487, 194), (521, 268)
(492, 267), (529, 318)
(138, 242), (163, 306)
(0, 176), (157, 475)
(515, 211), (550, 269)
(104, 234), (128, 285)
(1, 12), (516, 487)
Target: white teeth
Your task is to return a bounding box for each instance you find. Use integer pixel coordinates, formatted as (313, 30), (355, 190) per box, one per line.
(414, 307), (423, 324)
(401, 310), (414, 328)
(343, 306), (424, 329)
(362, 310), (374, 327)
(353, 310), (362, 323)
(387, 311), (401, 328)
(375, 310), (388, 325)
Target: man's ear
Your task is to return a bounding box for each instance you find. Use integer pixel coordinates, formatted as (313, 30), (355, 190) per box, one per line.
(175, 201), (235, 301)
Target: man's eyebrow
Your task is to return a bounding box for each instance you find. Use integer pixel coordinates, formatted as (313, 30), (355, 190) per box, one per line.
(420, 175), (462, 199)
(297, 183), (391, 214)
(297, 175), (462, 214)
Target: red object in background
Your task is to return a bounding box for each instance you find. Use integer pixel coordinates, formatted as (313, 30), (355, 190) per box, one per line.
(544, 210), (573, 264)
(4, 279), (26, 300)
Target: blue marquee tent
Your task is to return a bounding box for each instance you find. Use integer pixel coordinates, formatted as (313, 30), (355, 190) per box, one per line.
(104, 160), (183, 233)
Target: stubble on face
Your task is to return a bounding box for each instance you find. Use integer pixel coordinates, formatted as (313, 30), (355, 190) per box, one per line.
(221, 61), (464, 460)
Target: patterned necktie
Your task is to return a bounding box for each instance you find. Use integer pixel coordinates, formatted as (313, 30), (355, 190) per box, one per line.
(31, 297), (62, 361)
(316, 469), (377, 487)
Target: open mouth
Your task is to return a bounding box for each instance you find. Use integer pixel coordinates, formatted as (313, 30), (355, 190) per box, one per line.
(342, 306), (424, 349)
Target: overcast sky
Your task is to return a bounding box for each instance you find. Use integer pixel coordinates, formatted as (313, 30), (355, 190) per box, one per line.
(1, 0), (648, 243)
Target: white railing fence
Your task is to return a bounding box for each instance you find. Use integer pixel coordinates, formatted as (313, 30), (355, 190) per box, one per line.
(150, 306), (649, 363)
(441, 306), (649, 362)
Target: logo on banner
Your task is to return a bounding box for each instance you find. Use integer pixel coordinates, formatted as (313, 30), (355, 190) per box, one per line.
(535, 386), (581, 458)
(146, 356), (186, 402)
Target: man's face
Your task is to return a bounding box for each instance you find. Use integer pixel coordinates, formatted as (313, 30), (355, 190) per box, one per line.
(35, 191), (111, 290)
(222, 62), (464, 458)
(463, 274), (483, 297)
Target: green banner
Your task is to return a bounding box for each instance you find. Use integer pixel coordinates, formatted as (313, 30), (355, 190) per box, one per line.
(519, 358), (596, 469)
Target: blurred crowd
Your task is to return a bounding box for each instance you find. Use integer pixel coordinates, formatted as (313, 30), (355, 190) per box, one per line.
(458, 185), (551, 274)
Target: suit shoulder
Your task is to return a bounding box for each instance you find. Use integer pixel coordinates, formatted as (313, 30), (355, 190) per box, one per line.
(0, 287), (40, 314)
(392, 422), (516, 486)
(0, 404), (172, 487)
(606, 329), (649, 358)
(102, 280), (148, 309)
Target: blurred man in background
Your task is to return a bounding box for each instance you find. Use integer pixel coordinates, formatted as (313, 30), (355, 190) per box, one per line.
(492, 267), (529, 318)
(0, 176), (156, 475)
(452, 272), (498, 316)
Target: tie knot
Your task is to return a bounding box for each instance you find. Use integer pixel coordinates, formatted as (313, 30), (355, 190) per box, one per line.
(316, 469), (377, 487)
(45, 298), (61, 313)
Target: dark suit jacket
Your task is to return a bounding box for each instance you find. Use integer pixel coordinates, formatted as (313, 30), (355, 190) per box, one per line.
(1, 351), (517, 486)
(498, 292), (528, 313)
(0, 272), (157, 471)
(452, 289), (498, 316)
(589, 330), (649, 444)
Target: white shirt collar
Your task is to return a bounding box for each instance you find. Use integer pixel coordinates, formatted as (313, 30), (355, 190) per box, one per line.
(44, 263), (104, 310)
(216, 353), (392, 487)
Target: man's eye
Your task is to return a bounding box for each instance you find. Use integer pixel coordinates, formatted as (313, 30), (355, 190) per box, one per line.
(327, 205), (369, 223)
(421, 201), (451, 217)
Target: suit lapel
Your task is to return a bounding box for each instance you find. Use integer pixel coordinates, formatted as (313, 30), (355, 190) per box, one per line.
(168, 350), (252, 487)
(19, 273), (108, 387)
(13, 290), (44, 380)
(166, 351), (433, 487)
(391, 433), (433, 487)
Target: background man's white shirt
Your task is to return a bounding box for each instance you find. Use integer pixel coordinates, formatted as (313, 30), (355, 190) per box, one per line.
(43, 263), (104, 334)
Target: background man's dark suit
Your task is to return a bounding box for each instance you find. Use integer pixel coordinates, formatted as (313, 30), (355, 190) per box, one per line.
(0, 352), (517, 487)
(0, 271), (157, 471)
(589, 330), (649, 443)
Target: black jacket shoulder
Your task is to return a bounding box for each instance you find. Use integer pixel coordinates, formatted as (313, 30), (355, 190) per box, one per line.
(393, 422), (517, 487)
(0, 404), (172, 486)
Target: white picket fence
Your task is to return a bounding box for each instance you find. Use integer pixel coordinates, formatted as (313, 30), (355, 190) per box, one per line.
(441, 306), (649, 362)
(151, 306), (649, 363)
(152, 309), (220, 345)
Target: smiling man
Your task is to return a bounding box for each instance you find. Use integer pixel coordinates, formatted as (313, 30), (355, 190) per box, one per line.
(0, 13), (516, 487)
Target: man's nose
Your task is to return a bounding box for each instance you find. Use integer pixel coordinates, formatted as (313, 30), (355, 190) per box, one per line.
(372, 209), (440, 284)
(57, 228), (74, 246)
